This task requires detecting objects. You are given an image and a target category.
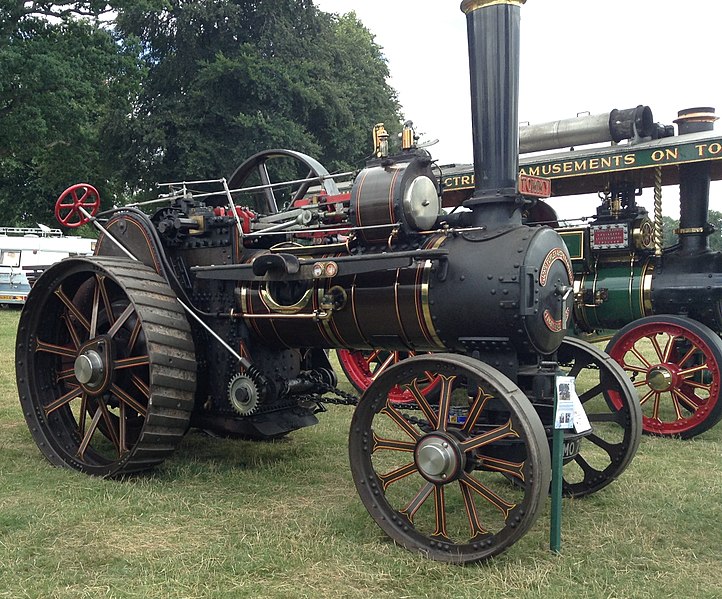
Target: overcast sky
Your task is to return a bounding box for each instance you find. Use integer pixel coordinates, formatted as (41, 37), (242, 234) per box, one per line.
(314, 0), (722, 219)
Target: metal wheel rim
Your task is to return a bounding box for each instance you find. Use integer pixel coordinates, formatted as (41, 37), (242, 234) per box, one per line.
(15, 257), (196, 476)
(607, 318), (722, 438)
(349, 353), (550, 563)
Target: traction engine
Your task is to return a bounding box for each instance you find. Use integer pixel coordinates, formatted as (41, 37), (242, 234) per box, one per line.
(15, 0), (640, 563)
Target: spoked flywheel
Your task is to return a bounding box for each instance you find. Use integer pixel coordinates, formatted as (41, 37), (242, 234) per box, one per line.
(556, 337), (642, 497)
(606, 316), (722, 439)
(349, 353), (550, 563)
(16, 256), (197, 476)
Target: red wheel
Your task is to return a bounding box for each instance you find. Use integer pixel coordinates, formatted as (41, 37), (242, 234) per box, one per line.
(606, 316), (722, 439)
(55, 183), (101, 228)
(336, 349), (438, 403)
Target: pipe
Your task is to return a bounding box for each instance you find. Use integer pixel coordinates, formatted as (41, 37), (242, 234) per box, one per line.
(519, 105), (654, 153)
(461, 0), (524, 228)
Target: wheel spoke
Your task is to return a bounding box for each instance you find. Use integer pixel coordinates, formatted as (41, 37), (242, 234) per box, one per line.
(638, 388), (656, 406)
(96, 275), (115, 327)
(372, 432), (415, 453)
(459, 478), (489, 539)
(110, 383), (148, 417)
(675, 344), (698, 368)
(461, 388), (492, 434)
(677, 364), (709, 378)
(131, 374), (150, 400)
(44, 385), (82, 415)
(77, 408), (103, 459)
(672, 388), (700, 414)
(378, 462), (418, 491)
(89, 277), (101, 338)
(55, 367), (76, 383)
(96, 399), (121, 455)
(460, 419), (518, 452)
(432, 484), (449, 539)
(578, 383), (604, 404)
(584, 432), (617, 459)
(661, 335), (679, 362)
(127, 318), (142, 354)
(107, 304), (135, 338)
(435, 374), (455, 431)
(630, 346), (652, 368)
(400, 482), (434, 523)
(404, 378), (437, 424)
(370, 353), (395, 381)
(115, 355), (150, 370)
(380, 403), (422, 441)
(35, 338), (77, 358)
(459, 472), (515, 519)
(54, 287), (91, 332)
(62, 314), (83, 350)
(622, 363), (649, 375)
(478, 455), (525, 481)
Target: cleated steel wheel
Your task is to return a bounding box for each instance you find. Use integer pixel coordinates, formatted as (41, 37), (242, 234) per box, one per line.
(16, 256), (196, 476)
(336, 348), (439, 403)
(557, 338), (642, 497)
(349, 353), (550, 563)
(606, 316), (722, 439)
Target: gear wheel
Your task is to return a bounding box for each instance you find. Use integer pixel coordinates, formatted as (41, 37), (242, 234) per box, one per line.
(227, 374), (260, 416)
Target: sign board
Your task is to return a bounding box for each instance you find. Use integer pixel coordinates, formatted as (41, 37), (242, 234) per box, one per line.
(519, 174), (551, 198)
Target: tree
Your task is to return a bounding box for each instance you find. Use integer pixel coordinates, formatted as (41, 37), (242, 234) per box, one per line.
(0, 7), (142, 225)
(111, 0), (402, 193)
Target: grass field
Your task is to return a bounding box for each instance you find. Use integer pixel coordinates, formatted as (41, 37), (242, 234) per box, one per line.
(1, 308), (721, 599)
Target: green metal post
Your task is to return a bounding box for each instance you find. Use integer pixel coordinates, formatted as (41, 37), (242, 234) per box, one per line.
(550, 382), (563, 553)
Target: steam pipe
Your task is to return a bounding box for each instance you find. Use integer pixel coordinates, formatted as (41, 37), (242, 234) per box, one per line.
(461, 0), (524, 228)
(519, 105), (655, 153)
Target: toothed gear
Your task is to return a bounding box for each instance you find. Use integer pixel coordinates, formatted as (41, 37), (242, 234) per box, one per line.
(227, 374), (259, 416)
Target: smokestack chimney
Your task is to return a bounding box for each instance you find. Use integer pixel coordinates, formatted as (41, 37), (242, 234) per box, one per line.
(461, 0), (525, 229)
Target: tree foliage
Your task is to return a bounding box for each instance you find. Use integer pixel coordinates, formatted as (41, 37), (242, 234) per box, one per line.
(0, 0), (401, 224)
(0, 4), (142, 225)
(111, 0), (401, 192)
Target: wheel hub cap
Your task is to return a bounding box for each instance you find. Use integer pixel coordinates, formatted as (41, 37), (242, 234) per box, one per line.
(647, 366), (673, 391)
(415, 435), (463, 483)
(74, 350), (105, 387)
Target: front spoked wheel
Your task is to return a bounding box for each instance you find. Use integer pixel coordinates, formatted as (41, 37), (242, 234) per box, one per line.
(349, 354), (550, 563)
(16, 257), (196, 476)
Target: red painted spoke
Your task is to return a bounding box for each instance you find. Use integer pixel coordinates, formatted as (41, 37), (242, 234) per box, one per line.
(62, 314), (83, 350)
(649, 335), (666, 362)
(380, 403), (421, 441)
(378, 462), (417, 491)
(400, 482), (434, 523)
(462, 388), (492, 434)
(54, 287), (91, 332)
(652, 392), (662, 420)
(77, 408), (103, 459)
(623, 363), (649, 375)
(432, 484), (448, 539)
(459, 478), (489, 539)
(460, 419), (518, 453)
(638, 388), (656, 406)
(633, 379), (649, 388)
(370, 353), (395, 381)
(372, 432), (415, 453)
(682, 379), (712, 392)
(661, 335), (679, 363)
(107, 304), (135, 339)
(131, 374), (150, 400)
(35, 339), (77, 358)
(459, 472), (515, 519)
(110, 383), (148, 417)
(677, 364), (709, 378)
(97, 275), (115, 327)
(115, 355), (150, 370)
(675, 345), (698, 368)
(44, 385), (82, 415)
(672, 388), (701, 413)
(404, 378), (437, 424)
(364, 350), (381, 367)
(435, 374), (455, 431)
(96, 399), (121, 455)
(479, 456), (525, 481)
(630, 346), (652, 368)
